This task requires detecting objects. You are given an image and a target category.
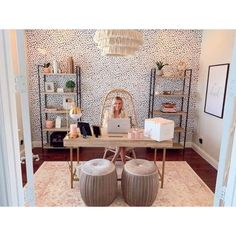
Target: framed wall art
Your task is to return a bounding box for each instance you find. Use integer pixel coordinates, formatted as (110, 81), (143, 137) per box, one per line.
(204, 63), (230, 118)
(45, 82), (54, 93)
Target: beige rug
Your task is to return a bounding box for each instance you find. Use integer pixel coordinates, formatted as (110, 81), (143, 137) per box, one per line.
(34, 161), (214, 207)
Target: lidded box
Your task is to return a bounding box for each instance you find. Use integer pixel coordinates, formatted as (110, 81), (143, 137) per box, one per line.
(144, 118), (174, 141)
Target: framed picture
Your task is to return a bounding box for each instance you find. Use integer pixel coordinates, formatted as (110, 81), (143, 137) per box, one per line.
(45, 82), (54, 92)
(63, 97), (74, 110)
(204, 63), (230, 118)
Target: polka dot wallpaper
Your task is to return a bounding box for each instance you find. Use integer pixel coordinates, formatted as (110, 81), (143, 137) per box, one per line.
(25, 30), (202, 144)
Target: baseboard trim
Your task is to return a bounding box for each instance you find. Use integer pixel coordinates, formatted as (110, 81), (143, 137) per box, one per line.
(185, 142), (192, 148)
(192, 143), (218, 170)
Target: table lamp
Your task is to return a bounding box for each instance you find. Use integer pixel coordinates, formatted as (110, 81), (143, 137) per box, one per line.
(68, 102), (82, 138)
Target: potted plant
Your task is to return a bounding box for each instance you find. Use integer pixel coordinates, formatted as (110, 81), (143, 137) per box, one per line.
(65, 80), (76, 92)
(43, 62), (51, 73)
(156, 61), (169, 76)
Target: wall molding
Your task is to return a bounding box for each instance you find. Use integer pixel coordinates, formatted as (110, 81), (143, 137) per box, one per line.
(192, 143), (218, 170)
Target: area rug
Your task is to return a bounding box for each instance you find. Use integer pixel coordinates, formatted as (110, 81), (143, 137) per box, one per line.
(34, 161), (214, 207)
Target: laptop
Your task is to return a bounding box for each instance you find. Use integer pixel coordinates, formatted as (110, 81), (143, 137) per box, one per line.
(107, 118), (130, 135)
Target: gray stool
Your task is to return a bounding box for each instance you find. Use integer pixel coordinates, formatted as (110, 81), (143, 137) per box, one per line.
(121, 159), (159, 206)
(80, 159), (117, 206)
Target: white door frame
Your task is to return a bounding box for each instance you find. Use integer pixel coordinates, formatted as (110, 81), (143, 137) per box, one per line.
(0, 30), (24, 206)
(214, 35), (236, 206)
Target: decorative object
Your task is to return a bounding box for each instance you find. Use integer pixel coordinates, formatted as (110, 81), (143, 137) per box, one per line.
(163, 90), (172, 95)
(43, 63), (51, 73)
(69, 103), (82, 120)
(121, 159), (159, 206)
(55, 116), (61, 128)
(94, 30), (143, 56)
(67, 57), (74, 73)
(144, 117), (174, 141)
(204, 63), (230, 118)
(156, 61), (169, 76)
(160, 102), (177, 113)
(57, 88), (64, 93)
(127, 128), (144, 139)
(63, 97), (74, 110)
(70, 124), (77, 133)
(80, 159), (117, 206)
(37, 48), (51, 73)
(45, 120), (54, 129)
(176, 61), (187, 77)
(68, 103), (82, 139)
(65, 80), (76, 92)
(52, 60), (59, 74)
(50, 131), (67, 147)
(45, 82), (54, 92)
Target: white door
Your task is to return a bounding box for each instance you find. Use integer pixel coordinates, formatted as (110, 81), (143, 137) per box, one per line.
(0, 30), (35, 206)
(214, 35), (236, 206)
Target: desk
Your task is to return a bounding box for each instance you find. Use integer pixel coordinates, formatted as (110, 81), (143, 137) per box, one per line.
(63, 134), (173, 188)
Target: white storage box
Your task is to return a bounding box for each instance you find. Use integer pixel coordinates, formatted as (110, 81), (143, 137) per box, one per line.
(144, 118), (174, 141)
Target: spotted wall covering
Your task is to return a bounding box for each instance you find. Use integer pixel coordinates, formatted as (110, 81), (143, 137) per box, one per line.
(25, 30), (202, 144)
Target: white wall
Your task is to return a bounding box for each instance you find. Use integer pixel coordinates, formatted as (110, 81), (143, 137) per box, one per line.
(193, 30), (236, 169)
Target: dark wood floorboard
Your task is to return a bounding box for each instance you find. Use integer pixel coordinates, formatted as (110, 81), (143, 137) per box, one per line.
(21, 147), (217, 192)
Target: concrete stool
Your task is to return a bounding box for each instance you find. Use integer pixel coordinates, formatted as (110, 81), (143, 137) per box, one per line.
(121, 159), (159, 206)
(80, 159), (117, 206)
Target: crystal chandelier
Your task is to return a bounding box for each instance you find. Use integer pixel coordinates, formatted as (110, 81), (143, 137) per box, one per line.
(94, 30), (143, 56)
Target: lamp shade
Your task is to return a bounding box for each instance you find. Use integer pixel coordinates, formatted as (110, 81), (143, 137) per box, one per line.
(94, 30), (143, 56)
(69, 105), (82, 120)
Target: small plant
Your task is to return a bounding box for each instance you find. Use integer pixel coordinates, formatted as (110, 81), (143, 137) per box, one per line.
(156, 61), (169, 70)
(65, 80), (76, 90)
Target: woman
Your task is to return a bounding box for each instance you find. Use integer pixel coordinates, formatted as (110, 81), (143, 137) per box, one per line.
(102, 96), (128, 163)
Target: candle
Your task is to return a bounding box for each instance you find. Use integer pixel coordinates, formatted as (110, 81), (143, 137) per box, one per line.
(70, 124), (77, 134)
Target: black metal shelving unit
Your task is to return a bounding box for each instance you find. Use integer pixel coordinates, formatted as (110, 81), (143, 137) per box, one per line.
(148, 68), (192, 150)
(38, 65), (82, 149)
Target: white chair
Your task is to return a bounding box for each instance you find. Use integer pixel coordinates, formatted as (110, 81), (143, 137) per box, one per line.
(100, 88), (138, 161)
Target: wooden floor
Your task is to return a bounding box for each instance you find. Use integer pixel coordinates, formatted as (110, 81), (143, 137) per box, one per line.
(21, 147), (217, 192)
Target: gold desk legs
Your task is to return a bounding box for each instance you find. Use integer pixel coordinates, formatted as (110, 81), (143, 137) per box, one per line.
(70, 147), (80, 189)
(154, 148), (166, 189)
(161, 148), (166, 188)
(70, 147), (73, 188)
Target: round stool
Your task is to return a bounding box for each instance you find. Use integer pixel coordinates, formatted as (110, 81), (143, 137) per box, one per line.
(121, 159), (159, 206)
(80, 159), (117, 206)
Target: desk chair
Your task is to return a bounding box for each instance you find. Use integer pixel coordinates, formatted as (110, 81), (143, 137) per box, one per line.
(100, 88), (138, 162)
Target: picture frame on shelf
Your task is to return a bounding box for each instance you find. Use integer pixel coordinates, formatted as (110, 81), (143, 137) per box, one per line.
(63, 97), (74, 110)
(45, 82), (54, 93)
(204, 63), (230, 119)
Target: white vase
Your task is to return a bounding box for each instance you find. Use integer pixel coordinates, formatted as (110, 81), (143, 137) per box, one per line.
(156, 69), (163, 76)
(53, 60), (58, 74)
